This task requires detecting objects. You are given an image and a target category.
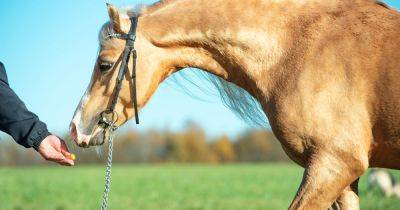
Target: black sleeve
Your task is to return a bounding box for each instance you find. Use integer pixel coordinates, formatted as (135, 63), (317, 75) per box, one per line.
(0, 62), (51, 150)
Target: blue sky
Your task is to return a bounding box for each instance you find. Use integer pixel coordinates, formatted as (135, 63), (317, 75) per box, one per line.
(0, 0), (399, 138)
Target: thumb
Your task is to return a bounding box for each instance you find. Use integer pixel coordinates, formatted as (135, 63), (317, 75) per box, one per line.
(59, 139), (71, 157)
(59, 140), (75, 164)
(52, 151), (74, 166)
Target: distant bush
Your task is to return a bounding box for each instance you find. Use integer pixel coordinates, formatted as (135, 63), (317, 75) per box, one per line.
(0, 123), (290, 166)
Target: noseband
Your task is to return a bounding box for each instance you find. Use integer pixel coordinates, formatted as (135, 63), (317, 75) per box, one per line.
(98, 17), (140, 131)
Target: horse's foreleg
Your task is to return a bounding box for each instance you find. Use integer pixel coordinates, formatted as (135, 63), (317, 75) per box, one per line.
(289, 151), (368, 210)
(331, 179), (360, 210)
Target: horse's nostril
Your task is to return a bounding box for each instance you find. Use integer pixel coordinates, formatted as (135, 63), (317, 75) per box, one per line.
(81, 141), (88, 148)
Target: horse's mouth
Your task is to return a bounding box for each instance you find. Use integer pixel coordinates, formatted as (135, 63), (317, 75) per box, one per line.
(89, 126), (107, 146)
(73, 125), (105, 148)
(70, 113), (118, 148)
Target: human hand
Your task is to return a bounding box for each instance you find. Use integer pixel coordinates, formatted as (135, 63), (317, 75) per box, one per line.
(37, 135), (75, 166)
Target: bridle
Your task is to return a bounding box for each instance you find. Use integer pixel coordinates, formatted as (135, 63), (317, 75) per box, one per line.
(98, 17), (140, 132)
(97, 17), (140, 210)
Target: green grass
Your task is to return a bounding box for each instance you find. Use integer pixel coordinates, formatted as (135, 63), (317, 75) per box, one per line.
(0, 164), (399, 210)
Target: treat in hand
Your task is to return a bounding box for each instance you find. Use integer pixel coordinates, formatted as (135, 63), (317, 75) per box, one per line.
(67, 153), (76, 161)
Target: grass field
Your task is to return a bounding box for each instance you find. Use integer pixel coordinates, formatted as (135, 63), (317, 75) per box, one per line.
(0, 164), (399, 210)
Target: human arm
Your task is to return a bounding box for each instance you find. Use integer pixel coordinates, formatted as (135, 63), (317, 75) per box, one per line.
(0, 62), (73, 166)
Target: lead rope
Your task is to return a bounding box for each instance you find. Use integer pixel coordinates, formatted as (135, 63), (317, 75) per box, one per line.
(99, 17), (139, 210)
(100, 128), (115, 210)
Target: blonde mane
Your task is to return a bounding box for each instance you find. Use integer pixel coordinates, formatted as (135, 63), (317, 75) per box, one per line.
(171, 70), (268, 127)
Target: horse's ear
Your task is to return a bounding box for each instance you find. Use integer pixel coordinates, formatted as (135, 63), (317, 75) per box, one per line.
(107, 3), (123, 33)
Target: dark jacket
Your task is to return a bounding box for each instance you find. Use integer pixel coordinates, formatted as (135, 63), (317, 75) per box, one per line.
(0, 62), (50, 150)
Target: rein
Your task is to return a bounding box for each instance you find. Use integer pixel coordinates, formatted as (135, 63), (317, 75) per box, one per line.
(98, 17), (140, 210)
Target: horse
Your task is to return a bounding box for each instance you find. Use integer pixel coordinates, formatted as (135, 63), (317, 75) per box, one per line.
(368, 169), (400, 198)
(70, 0), (400, 209)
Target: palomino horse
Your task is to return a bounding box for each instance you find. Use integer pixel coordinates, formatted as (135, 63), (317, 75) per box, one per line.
(70, 0), (400, 209)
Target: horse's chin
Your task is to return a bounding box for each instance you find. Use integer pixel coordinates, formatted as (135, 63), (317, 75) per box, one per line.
(87, 127), (105, 147)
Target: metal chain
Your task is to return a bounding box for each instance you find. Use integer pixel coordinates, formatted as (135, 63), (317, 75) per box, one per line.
(98, 18), (139, 210)
(100, 128), (115, 210)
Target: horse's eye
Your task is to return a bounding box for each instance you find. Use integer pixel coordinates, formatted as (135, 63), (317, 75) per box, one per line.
(98, 62), (113, 73)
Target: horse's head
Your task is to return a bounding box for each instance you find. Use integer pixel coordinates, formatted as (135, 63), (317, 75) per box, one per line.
(70, 4), (173, 147)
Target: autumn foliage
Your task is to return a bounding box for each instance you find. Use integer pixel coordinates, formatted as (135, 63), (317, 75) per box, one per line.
(0, 123), (289, 166)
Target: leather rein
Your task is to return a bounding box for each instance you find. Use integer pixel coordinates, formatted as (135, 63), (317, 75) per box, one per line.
(98, 17), (140, 132)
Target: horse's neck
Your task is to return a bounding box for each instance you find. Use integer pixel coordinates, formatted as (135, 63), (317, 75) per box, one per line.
(139, 0), (300, 100)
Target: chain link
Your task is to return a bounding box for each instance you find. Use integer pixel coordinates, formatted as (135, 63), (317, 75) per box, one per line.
(98, 17), (139, 210)
(100, 128), (115, 210)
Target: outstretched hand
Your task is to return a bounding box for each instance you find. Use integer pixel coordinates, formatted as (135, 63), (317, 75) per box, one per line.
(37, 135), (74, 166)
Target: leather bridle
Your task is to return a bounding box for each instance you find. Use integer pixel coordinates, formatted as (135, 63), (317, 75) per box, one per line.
(98, 17), (140, 132)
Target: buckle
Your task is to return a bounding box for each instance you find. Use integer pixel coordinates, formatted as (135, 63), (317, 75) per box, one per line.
(98, 110), (119, 129)
(127, 34), (136, 41)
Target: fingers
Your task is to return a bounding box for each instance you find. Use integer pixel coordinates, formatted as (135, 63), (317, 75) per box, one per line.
(45, 152), (74, 166)
(37, 135), (75, 166)
(54, 156), (74, 166)
(58, 138), (75, 165)
(60, 158), (75, 166)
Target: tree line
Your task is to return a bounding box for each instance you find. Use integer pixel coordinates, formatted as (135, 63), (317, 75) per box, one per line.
(0, 124), (290, 166)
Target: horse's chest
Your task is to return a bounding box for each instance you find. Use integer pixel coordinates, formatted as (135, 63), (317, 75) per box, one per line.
(264, 102), (312, 166)
(264, 93), (370, 166)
